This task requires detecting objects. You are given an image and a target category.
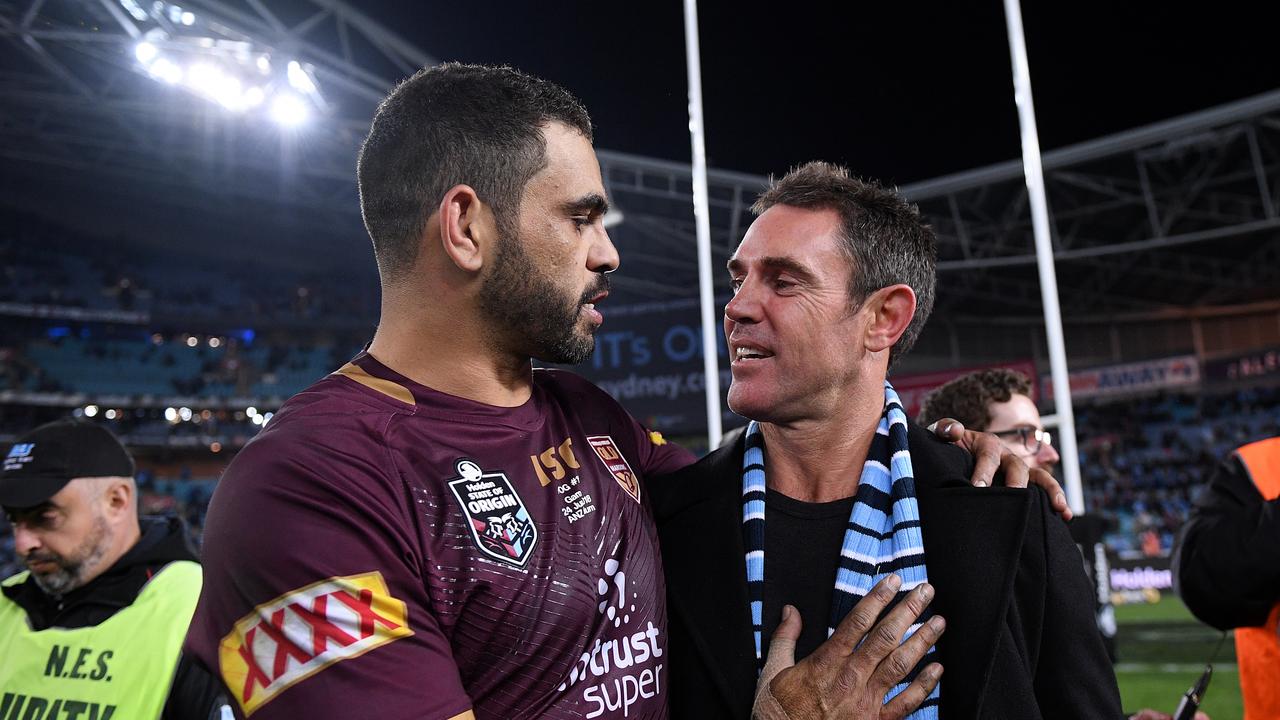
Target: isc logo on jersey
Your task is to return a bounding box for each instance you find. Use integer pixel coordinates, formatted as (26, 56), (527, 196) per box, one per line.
(218, 572), (412, 716)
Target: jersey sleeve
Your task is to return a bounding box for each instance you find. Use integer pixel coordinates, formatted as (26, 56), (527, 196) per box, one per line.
(629, 422), (697, 478)
(185, 419), (472, 720)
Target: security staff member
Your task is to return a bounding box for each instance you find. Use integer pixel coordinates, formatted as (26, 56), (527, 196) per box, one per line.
(0, 420), (227, 719)
(1175, 435), (1280, 720)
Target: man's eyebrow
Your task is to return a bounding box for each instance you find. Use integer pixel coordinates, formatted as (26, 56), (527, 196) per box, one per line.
(726, 255), (818, 283)
(563, 193), (610, 216)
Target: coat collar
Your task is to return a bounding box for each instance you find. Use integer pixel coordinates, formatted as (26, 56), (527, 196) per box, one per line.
(655, 423), (1033, 720)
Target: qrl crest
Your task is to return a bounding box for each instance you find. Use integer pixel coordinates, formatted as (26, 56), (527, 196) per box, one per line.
(447, 459), (538, 567)
(587, 435), (641, 503)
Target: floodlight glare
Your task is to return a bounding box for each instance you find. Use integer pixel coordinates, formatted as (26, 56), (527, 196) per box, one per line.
(181, 11), (195, 26)
(84, 404), (99, 418)
(243, 86), (265, 107)
(119, 0), (148, 22)
(149, 57), (183, 84)
(135, 41), (158, 64)
(270, 94), (309, 127)
(212, 75), (243, 110)
(286, 60), (317, 95)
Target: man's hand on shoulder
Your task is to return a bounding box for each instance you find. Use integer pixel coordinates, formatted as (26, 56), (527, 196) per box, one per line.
(752, 575), (944, 719)
(929, 418), (1072, 521)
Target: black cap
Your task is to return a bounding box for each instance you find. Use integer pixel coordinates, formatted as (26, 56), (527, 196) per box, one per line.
(1, 420), (135, 508)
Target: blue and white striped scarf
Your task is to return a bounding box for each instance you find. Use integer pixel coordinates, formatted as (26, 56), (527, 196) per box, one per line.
(741, 381), (940, 718)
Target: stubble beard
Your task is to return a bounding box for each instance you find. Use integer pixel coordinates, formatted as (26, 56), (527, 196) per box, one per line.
(25, 514), (111, 597)
(479, 229), (607, 366)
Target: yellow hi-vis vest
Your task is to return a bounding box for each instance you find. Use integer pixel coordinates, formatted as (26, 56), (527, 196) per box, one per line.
(1235, 437), (1280, 720)
(0, 559), (202, 720)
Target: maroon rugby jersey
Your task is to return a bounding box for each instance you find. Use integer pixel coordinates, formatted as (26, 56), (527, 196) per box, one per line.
(185, 353), (694, 719)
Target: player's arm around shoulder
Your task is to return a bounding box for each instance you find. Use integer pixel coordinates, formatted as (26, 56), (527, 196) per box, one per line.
(186, 421), (474, 720)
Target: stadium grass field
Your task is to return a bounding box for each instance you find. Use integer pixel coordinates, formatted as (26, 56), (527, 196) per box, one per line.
(1114, 595), (1242, 718)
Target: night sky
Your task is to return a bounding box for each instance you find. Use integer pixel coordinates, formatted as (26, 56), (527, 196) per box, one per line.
(368, 1), (1280, 185)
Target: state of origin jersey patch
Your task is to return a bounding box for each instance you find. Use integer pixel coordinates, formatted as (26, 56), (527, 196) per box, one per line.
(447, 459), (538, 567)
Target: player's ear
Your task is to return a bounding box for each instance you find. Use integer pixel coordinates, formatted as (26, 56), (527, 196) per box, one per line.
(438, 185), (497, 273)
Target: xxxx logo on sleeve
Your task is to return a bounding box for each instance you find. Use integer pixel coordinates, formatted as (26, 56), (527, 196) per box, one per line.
(218, 571), (412, 716)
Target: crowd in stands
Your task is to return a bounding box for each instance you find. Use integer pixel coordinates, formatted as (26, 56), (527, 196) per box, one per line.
(1, 212), (379, 325)
(1076, 385), (1280, 557)
(2, 333), (359, 399)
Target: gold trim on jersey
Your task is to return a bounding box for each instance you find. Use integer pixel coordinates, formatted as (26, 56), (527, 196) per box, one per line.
(332, 362), (415, 406)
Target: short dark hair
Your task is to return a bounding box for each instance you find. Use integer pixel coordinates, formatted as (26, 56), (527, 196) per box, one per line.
(357, 63), (593, 282)
(916, 368), (1033, 430)
(751, 162), (936, 366)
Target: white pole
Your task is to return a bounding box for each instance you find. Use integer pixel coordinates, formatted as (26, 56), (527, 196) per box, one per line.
(1002, 0), (1085, 515)
(682, 0), (723, 449)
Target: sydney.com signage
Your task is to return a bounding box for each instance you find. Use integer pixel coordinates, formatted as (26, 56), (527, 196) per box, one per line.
(548, 299), (737, 436)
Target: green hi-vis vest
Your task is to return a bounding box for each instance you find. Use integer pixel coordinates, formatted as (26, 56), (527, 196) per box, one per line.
(0, 560), (202, 720)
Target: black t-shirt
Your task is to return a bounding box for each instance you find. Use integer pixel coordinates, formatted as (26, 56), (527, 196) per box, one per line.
(761, 488), (855, 662)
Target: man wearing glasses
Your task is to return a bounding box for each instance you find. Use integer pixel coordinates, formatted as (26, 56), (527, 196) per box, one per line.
(917, 368), (1058, 470)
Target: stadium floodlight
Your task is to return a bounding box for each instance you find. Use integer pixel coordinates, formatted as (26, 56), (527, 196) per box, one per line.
(165, 407), (178, 422)
(84, 404), (99, 418)
(148, 57), (183, 85)
(105, 409), (118, 420)
(135, 41), (158, 64)
(287, 61), (318, 95)
(243, 86), (265, 108)
(179, 407), (193, 422)
(246, 406), (258, 417)
(119, 0), (148, 22)
(270, 94), (309, 127)
(122, 3), (323, 127)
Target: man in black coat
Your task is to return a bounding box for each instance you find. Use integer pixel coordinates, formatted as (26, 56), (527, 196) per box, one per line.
(650, 162), (1122, 719)
(1173, 435), (1280, 718)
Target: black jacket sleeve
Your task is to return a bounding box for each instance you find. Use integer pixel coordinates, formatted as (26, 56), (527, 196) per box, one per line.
(1029, 487), (1126, 720)
(1173, 452), (1280, 630)
(162, 652), (230, 720)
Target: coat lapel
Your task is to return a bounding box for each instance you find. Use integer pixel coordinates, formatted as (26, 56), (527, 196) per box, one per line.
(657, 438), (758, 715)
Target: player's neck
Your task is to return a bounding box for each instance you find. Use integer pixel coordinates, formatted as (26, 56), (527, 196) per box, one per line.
(368, 302), (533, 408)
(758, 388), (884, 503)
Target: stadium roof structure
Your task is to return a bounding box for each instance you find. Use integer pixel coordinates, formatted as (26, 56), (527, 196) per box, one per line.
(2, 0), (1279, 319)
